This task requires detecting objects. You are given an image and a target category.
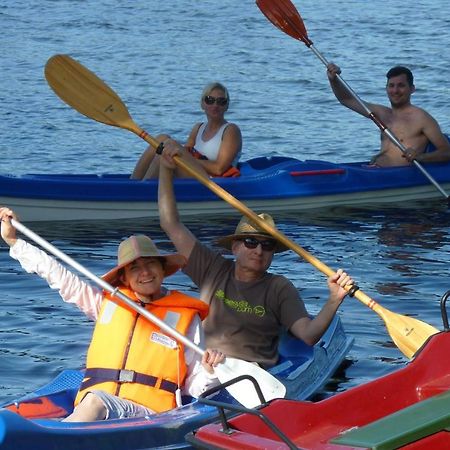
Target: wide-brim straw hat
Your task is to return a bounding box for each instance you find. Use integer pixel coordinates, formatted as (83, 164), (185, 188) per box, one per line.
(216, 213), (288, 253)
(102, 235), (186, 286)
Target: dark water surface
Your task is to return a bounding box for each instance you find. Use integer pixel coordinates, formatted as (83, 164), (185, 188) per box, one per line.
(1, 0), (450, 405)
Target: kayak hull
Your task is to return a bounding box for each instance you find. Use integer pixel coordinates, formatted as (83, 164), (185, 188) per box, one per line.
(2, 156), (450, 221)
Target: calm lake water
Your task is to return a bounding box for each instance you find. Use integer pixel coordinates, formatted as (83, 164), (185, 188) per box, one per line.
(1, 0), (449, 408)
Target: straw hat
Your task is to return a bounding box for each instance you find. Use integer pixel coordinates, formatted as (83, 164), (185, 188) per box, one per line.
(102, 235), (186, 285)
(216, 213), (288, 253)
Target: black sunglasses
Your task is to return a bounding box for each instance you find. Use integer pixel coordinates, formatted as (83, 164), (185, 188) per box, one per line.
(204, 95), (228, 106)
(240, 237), (277, 251)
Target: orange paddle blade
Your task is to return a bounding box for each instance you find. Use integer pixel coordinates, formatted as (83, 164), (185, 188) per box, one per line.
(256, 0), (311, 45)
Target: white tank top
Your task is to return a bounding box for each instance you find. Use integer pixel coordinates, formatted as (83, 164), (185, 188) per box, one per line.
(194, 122), (229, 160)
(194, 122), (241, 167)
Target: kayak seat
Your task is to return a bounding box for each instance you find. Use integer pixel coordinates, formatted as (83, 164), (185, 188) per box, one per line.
(277, 331), (313, 360)
(238, 156), (300, 176)
(271, 331), (313, 378)
(331, 388), (450, 449)
(17, 370), (83, 402)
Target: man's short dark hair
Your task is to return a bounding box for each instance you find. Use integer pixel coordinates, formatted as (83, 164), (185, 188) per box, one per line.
(386, 66), (414, 86)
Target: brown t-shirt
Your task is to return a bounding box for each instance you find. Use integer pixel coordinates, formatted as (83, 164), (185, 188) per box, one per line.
(183, 241), (308, 367)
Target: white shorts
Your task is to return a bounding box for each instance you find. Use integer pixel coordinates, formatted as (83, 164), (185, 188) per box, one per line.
(90, 390), (156, 419)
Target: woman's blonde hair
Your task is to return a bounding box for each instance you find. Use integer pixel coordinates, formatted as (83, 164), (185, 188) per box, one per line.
(200, 82), (230, 107)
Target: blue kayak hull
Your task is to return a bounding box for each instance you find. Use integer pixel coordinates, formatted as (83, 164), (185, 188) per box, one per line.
(0, 316), (352, 450)
(1, 156), (449, 221)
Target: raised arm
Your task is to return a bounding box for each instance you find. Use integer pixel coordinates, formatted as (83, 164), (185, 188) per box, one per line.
(158, 140), (198, 259)
(0, 206), (102, 319)
(326, 63), (383, 119)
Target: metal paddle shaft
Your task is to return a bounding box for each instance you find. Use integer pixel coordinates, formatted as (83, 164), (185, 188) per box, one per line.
(44, 54), (439, 359)
(256, 0), (449, 200)
(11, 219), (286, 407)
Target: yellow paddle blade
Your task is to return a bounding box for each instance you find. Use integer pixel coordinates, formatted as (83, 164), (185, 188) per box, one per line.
(384, 310), (440, 359)
(363, 295), (439, 359)
(45, 55), (137, 134)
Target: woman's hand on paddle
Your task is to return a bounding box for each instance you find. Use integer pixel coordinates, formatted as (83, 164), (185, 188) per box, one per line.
(328, 269), (354, 304)
(201, 348), (226, 374)
(160, 138), (184, 170)
(0, 207), (18, 247)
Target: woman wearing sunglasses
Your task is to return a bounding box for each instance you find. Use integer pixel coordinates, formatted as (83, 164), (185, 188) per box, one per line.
(131, 82), (242, 179)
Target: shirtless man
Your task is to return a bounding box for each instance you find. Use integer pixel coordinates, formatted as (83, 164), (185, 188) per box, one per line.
(327, 63), (450, 167)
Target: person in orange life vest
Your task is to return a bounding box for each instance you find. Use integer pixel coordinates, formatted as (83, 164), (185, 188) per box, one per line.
(130, 82), (242, 180)
(0, 207), (225, 422)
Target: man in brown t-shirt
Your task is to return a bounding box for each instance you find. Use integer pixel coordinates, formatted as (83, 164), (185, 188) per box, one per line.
(158, 141), (354, 367)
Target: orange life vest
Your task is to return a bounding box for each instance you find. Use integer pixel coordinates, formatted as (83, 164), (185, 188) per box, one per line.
(75, 288), (209, 413)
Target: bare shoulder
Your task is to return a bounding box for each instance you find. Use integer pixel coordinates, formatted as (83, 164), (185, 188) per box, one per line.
(368, 102), (391, 119)
(186, 122), (203, 145)
(408, 104), (433, 118)
(411, 106), (443, 130)
(224, 122), (242, 137)
(225, 122), (241, 131)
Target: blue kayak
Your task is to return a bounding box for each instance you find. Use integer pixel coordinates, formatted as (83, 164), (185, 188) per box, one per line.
(0, 155), (449, 222)
(0, 315), (352, 450)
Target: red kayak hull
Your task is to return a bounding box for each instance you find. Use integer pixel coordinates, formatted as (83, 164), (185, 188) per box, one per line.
(189, 331), (450, 449)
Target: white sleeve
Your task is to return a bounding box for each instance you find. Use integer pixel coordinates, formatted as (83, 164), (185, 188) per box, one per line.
(9, 239), (103, 320)
(182, 314), (220, 398)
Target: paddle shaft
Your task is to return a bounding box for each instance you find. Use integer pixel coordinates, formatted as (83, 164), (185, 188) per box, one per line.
(11, 219), (205, 358)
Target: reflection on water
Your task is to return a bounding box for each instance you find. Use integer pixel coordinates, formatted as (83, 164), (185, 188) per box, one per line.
(1, 200), (449, 402)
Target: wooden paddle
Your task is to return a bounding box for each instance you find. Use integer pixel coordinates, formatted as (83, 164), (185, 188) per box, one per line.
(44, 54), (439, 359)
(255, 0), (450, 200)
(9, 218), (286, 408)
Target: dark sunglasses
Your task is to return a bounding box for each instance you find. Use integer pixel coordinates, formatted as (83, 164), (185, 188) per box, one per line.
(240, 237), (277, 251)
(204, 95), (228, 106)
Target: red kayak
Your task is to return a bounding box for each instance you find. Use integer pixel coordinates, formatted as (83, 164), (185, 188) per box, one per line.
(187, 292), (450, 449)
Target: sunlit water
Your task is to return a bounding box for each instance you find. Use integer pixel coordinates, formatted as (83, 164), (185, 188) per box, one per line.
(1, 0), (449, 408)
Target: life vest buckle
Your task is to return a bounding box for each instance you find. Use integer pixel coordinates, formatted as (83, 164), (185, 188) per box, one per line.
(118, 369), (136, 383)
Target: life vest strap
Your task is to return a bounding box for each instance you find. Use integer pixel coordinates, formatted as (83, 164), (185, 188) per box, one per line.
(81, 368), (178, 393)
